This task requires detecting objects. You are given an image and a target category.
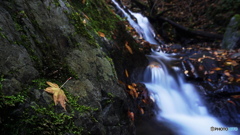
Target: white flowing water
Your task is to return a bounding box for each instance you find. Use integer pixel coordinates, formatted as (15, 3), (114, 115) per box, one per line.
(112, 0), (233, 135)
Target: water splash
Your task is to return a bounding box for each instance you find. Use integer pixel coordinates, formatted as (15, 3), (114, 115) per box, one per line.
(144, 53), (228, 135)
(112, 0), (234, 134)
(112, 0), (158, 45)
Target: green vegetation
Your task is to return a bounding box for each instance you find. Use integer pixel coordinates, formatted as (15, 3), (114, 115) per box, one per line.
(0, 75), (4, 90)
(0, 77), (99, 135)
(68, 0), (120, 39)
(21, 104), (83, 135)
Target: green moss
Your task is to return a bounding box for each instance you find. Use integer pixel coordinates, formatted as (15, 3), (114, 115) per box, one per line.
(81, 0), (119, 38)
(53, 0), (60, 7)
(32, 78), (49, 89)
(0, 75), (4, 90)
(66, 66), (79, 79)
(0, 27), (8, 40)
(0, 94), (25, 107)
(66, 93), (99, 113)
(67, 11), (98, 47)
(21, 104), (83, 135)
(68, 0), (121, 41)
(0, 77), (99, 134)
(233, 14), (240, 28)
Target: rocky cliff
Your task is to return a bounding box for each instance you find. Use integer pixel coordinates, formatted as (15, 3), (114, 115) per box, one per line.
(0, 0), (147, 134)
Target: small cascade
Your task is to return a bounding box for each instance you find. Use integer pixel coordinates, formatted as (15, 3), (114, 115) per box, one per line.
(144, 53), (229, 135)
(112, 0), (159, 45)
(112, 0), (235, 135)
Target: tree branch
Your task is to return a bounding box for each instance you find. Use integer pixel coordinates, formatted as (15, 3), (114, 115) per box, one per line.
(157, 16), (223, 39)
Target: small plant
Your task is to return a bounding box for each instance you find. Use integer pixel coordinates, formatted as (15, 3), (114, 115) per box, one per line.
(0, 94), (25, 109)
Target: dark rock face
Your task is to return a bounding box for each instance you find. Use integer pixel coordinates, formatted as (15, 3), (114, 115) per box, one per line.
(222, 14), (240, 49)
(0, 0), (147, 134)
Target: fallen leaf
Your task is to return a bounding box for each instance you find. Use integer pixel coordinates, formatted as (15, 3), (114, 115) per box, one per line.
(131, 83), (137, 87)
(127, 85), (135, 91)
(125, 42), (133, 54)
(118, 80), (125, 85)
(209, 70), (215, 74)
(128, 111), (134, 121)
(227, 100), (236, 106)
(127, 85), (138, 98)
(97, 32), (105, 37)
(45, 81), (68, 110)
(198, 65), (204, 71)
(82, 18), (87, 24)
(142, 99), (147, 103)
(125, 69), (129, 78)
(211, 67), (223, 71)
(228, 76), (234, 82)
(232, 95), (240, 98)
(236, 78), (240, 83)
(138, 107), (144, 114)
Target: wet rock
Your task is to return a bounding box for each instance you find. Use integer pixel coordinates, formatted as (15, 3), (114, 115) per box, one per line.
(0, 0), (142, 134)
(221, 14), (240, 49)
(0, 44), (39, 94)
(1, 78), (22, 95)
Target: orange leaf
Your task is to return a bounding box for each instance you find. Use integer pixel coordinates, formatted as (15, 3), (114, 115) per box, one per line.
(131, 83), (137, 87)
(232, 95), (240, 98)
(236, 78), (240, 82)
(128, 111), (134, 121)
(211, 67), (223, 71)
(227, 100), (236, 106)
(209, 71), (215, 74)
(45, 81), (68, 110)
(139, 107), (144, 114)
(97, 31), (105, 37)
(228, 76), (234, 82)
(127, 85), (135, 91)
(224, 70), (231, 77)
(125, 42), (133, 54)
(198, 65), (204, 71)
(46, 81), (59, 88)
(142, 99), (147, 103)
(118, 80), (125, 85)
(125, 69), (129, 78)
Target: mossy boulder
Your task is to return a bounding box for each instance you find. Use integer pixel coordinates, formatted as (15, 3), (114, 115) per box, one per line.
(0, 0), (147, 134)
(221, 14), (240, 49)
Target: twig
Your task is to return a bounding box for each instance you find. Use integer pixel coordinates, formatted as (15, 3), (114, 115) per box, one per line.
(60, 77), (72, 88)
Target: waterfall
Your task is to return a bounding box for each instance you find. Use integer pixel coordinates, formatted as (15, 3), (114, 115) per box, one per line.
(112, 0), (234, 135)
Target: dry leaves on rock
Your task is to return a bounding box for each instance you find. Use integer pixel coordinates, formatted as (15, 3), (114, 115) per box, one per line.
(45, 81), (68, 111)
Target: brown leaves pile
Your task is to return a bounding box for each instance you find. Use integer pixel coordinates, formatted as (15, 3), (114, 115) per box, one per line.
(45, 82), (68, 111)
(179, 45), (240, 84)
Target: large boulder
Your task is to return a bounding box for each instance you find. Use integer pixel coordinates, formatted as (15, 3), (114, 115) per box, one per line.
(221, 14), (240, 49)
(0, 0), (147, 134)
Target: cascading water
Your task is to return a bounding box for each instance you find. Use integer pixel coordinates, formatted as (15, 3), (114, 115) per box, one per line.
(112, 0), (235, 135)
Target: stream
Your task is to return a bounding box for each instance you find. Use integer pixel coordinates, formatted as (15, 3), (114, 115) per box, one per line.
(112, 0), (237, 135)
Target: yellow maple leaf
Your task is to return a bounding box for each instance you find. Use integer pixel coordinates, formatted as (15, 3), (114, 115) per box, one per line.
(45, 81), (68, 111)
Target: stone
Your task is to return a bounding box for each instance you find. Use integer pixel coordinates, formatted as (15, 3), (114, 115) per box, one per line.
(221, 14), (240, 49)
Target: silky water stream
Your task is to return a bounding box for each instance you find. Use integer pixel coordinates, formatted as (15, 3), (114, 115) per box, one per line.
(112, 0), (235, 135)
